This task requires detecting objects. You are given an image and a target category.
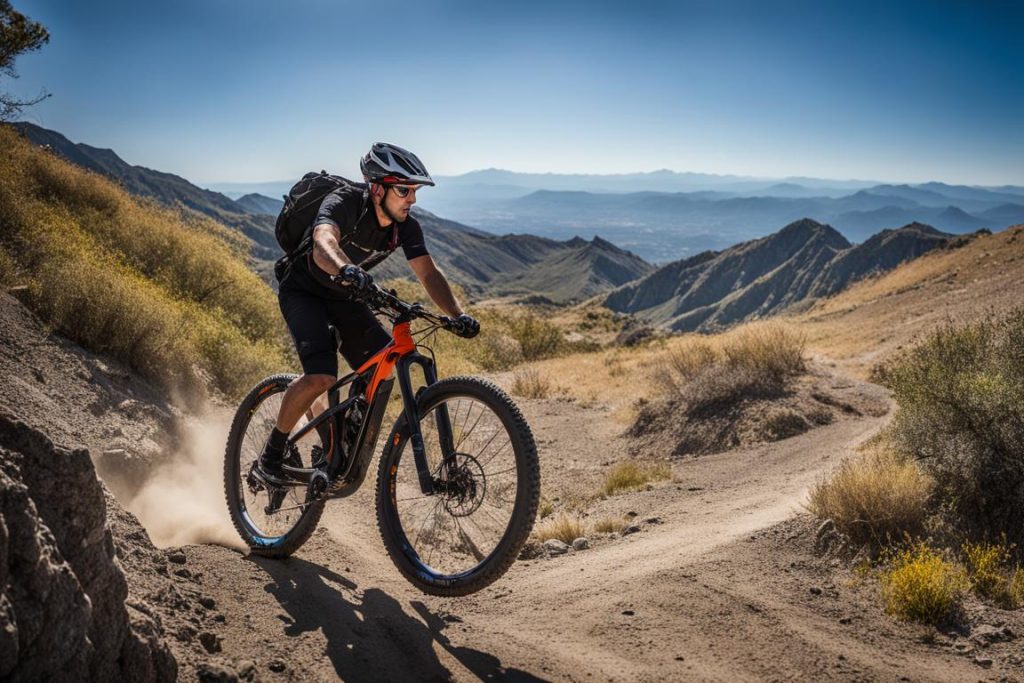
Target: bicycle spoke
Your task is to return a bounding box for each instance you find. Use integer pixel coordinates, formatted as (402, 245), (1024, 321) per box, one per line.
(455, 402), (486, 452)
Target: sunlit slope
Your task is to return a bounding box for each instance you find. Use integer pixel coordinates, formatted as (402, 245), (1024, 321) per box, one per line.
(0, 125), (289, 398)
(792, 225), (1024, 376)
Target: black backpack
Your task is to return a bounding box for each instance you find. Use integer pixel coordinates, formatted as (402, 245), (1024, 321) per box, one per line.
(274, 171), (368, 255)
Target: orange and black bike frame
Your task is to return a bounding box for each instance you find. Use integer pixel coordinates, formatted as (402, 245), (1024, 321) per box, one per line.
(282, 308), (455, 497)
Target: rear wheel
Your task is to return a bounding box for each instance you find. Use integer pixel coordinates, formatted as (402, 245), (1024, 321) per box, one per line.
(224, 374), (328, 557)
(375, 376), (540, 596)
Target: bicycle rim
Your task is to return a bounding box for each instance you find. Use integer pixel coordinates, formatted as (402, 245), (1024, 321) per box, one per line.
(234, 389), (324, 542)
(390, 395), (523, 579)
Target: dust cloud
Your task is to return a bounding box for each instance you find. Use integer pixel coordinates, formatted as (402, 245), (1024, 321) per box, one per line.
(126, 409), (247, 551)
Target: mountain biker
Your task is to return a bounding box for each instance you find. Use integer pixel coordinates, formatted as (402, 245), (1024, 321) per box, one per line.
(256, 142), (480, 485)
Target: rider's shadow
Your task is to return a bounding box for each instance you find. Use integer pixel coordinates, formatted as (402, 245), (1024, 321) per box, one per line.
(409, 601), (548, 683)
(253, 556), (451, 681)
(253, 556), (549, 682)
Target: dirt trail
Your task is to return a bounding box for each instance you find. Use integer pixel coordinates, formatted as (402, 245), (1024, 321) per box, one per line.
(2, 292), (1017, 681)
(167, 389), (1007, 682)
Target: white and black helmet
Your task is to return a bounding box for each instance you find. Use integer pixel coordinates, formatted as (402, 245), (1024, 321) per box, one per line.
(360, 142), (435, 186)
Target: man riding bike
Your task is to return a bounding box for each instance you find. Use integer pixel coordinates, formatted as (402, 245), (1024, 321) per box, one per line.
(256, 142), (480, 485)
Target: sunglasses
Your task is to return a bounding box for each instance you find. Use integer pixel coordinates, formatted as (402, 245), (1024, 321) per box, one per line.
(389, 184), (421, 199)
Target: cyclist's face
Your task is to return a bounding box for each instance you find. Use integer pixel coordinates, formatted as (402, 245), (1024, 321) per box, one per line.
(384, 184), (418, 220)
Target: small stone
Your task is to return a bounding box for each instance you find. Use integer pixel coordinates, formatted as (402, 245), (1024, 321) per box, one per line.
(199, 631), (222, 653)
(626, 511), (638, 518)
(674, 656), (685, 661)
(268, 660), (287, 673)
(809, 586), (823, 595)
(173, 568), (192, 579)
(236, 660), (257, 679)
(839, 617), (852, 625)
(622, 610), (635, 616)
(643, 516), (663, 525)
(572, 537), (590, 551)
(973, 656), (993, 669)
(168, 551), (187, 565)
(199, 596), (216, 609)
(543, 539), (570, 556)
(197, 661), (239, 683)
(214, 614), (226, 623)
(623, 525), (641, 535)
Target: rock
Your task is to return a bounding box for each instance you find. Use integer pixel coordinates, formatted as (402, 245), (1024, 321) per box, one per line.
(643, 516), (663, 525)
(970, 624), (1015, 646)
(518, 540), (543, 560)
(199, 596), (217, 610)
(623, 524), (641, 535)
(626, 511), (638, 518)
(236, 659), (257, 679)
(543, 539), (571, 556)
(572, 537), (590, 551)
(0, 415), (176, 681)
(199, 631), (222, 654)
(809, 587), (823, 595)
(622, 610), (635, 616)
(197, 660), (240, 682)
(973, 656), (993, 669)
(268, 659), (287, 673)
(168, 551), (187, 565)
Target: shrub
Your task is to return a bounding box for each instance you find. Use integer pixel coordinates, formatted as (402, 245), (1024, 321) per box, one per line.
(538, 498), (554, 520)
(591, 516), (626, 534)
(880, 311), (1024, 547)
(511, 368), (553, 399)
(662, 323), (806, 414)
(880, 542), (968, 625)
(534, 513), (586, 544)
(807, 447), (931, 548)
(963, 540), (1020, 608)
(762, 408), (810, 441)
(1012, 568), (1024, 607)
(601, 460), (671, 497)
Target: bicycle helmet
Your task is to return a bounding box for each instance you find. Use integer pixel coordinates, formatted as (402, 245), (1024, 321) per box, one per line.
(360, 143), (435, 186)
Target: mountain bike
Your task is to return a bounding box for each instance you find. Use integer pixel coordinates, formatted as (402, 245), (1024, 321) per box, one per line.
(223, 284), (540, 596)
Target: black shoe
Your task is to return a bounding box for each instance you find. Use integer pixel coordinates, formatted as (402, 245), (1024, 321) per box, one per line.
(255, 445), (290, 487)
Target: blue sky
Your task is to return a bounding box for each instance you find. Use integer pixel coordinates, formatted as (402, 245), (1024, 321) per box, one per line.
(8, 0), (1023, 185)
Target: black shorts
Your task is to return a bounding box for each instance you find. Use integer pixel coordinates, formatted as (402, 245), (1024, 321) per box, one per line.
(278, 284), (391, 377)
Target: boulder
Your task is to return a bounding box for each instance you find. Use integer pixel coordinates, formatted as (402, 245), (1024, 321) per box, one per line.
(0, 414), (176, 681)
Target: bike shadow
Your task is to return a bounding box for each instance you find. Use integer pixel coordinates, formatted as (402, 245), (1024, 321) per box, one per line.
(252, 556), (545, 682)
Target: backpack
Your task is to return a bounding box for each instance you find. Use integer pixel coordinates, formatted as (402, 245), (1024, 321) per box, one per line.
(274, 170), (368, 255)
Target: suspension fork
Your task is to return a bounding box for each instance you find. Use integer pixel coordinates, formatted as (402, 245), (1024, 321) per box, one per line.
(396, 352), (457, 495)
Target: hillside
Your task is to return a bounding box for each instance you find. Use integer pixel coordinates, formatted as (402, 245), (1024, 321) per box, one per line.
(604, 219), (951, 332)
(11, 122), (280, 259)
(793, 223), (1024, 377)
(234, 192), (283, 215)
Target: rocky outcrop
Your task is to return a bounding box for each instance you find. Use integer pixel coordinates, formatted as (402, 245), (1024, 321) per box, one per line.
(0, 415), (176, 682)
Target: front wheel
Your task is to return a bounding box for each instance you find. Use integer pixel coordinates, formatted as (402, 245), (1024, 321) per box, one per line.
(375, 376), (540, 596)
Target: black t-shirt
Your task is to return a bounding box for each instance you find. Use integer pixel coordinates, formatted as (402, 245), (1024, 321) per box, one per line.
(285, 185), (429, 298)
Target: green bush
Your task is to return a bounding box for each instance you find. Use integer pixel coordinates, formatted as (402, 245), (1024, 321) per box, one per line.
(879, 311), (1024, 547)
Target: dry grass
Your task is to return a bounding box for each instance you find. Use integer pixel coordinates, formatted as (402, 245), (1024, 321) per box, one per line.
(538, 498), (555, 520)
(533, 513), (587, 544)
(658, 322), (806, 413)
(880, 542), (969, 625)
(0, 127), (288, 398)
(601, 460), (671, 497)
(806, 447), (931, 548)
(591, 516), (627, 534)
(511, 368), (554, 399)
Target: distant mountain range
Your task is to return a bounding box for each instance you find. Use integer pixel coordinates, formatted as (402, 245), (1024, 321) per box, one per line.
(604, 219), (954, 332)
(8, 124), (651, 303)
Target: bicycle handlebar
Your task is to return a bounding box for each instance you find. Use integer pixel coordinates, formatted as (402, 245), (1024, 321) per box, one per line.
(360, 284), (461, 332)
